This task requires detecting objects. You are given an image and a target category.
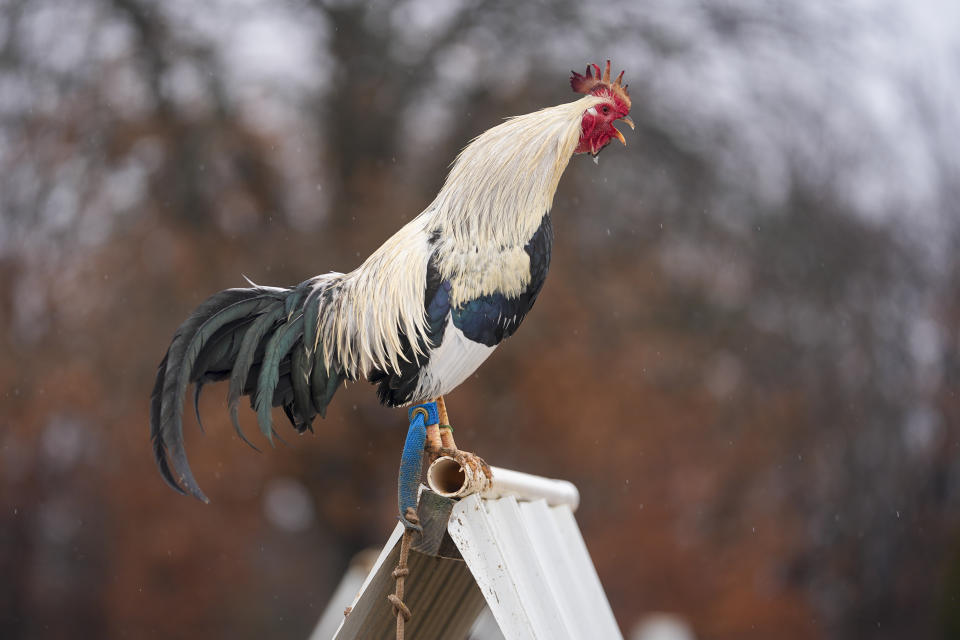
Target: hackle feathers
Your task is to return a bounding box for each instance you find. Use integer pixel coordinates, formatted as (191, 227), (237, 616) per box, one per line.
(318, 94), (604, 372)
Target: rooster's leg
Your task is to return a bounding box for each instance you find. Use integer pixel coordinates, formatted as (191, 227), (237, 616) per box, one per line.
(437, 396), (455, 449)
(428, 396), (492, 482)
(425, 418), (443, 462)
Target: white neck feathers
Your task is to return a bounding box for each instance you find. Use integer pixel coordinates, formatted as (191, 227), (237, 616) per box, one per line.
(320, 95), (601, 380)
(430, 95), (602, 246)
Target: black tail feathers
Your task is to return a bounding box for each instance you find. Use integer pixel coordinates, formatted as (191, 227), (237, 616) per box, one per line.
(150, 279), (344, 501)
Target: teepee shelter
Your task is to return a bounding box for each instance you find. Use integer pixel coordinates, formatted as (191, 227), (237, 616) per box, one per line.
(311, 460), (623, 640)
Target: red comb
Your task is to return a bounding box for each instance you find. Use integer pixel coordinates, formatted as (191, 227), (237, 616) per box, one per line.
(570, 60), (630, 108)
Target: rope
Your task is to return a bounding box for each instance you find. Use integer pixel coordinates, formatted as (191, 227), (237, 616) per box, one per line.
(391, 507), (419, 640)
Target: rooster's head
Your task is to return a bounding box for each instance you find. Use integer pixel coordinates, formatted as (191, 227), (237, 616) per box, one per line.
(571, 60), (633, 157)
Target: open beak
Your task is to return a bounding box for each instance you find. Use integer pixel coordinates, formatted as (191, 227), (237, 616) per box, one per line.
(612, 115), (634, 147)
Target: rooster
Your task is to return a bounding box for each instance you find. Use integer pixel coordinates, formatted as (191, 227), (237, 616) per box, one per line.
(151, 61), (633, 506)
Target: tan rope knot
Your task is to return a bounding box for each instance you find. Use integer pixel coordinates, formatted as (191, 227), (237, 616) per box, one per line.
(391, 507), (420, 639)
(387, 594), (412, 622)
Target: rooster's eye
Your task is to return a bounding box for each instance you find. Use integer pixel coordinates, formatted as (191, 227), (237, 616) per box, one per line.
(602, 105), (610, 114)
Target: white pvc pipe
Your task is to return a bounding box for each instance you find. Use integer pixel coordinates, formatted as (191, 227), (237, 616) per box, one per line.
(426, 457), (580, 511)
(426, 456), (491, 500)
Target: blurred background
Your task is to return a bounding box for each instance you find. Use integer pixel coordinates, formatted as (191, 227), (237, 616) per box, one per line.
(0, 0), (958, 638)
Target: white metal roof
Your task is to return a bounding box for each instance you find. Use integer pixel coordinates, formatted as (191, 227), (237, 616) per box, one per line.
(317, 466), (622, 640)
(450, 493), (621, 639)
